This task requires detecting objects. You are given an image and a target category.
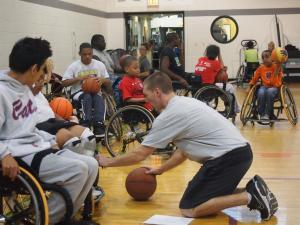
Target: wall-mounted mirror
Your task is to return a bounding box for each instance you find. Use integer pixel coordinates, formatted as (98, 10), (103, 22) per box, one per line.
(210, 15), (238, 44)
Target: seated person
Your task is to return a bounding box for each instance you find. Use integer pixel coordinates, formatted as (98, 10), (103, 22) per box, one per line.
(62, 42), (111, 137)
(194, 45), (239, 114)
(249, 50), (283, 120)
(138, 43), (152, 78)
(91, 34), (115, 77)
(244, 41), (259, 80)
(0, 37), (99, 225)
(160, 32), (189, 88)
(32, 75), (104, 202)
(118, 55), (153, 112)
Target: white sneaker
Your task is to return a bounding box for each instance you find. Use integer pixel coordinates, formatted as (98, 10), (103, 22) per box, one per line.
(260, 114), (269, 120)
(92, 186), (104, 203)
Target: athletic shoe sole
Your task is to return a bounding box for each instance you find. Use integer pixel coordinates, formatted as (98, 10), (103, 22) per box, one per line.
(253, 175), (278, 220)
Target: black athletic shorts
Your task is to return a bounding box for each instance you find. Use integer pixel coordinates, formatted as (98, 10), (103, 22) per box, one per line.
(36, 118), (77, 135)
(179, 144), (253, 209)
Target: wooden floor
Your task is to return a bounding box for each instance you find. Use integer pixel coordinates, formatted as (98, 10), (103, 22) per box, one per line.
(94, 83), (300, 225)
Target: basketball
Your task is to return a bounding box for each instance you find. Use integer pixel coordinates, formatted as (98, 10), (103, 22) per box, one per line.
(215, 70), (228, 83)
(125, 167), (157, 201)
(271, 47), (288, 63)
(49, 97), (73, 119)
(81, 77), (101, 94)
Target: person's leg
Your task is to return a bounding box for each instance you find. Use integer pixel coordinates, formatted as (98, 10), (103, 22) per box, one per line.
(181, 191), (248, 217)
(265, 87), (278, 118)
(21, 151), (93, 224)
(57, 150), (98, 214)
(80, 93), (93, 127)
(257, 86), (267, 117)
(91, 94), (105, 136)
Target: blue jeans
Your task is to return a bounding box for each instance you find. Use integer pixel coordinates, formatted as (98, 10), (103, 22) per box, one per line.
(79, 93), (105, 126)
(257, 86), (278, 116)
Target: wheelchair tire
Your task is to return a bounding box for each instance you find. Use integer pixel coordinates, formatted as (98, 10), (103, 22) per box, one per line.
(236, 65), (245, 86)
(194, 85), (232, 118)
(240, 85), (258, 126)
(0, 167), (48, 225)
(104, 105), (154, 157)
(103, 92), (118, 121)
(280, 85), (298, 125)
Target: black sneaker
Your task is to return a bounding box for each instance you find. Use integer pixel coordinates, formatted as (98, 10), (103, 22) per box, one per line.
(246, 175), (278, 221)
(55, 219), (100, 225)
(93, 122), (105, 138)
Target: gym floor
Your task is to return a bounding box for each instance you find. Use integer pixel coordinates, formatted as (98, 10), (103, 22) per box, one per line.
(95, 84), (300, 225)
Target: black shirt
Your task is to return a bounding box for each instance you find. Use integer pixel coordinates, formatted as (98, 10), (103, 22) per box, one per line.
(139, 56), (151, 73)
(160, 47), (185, 78)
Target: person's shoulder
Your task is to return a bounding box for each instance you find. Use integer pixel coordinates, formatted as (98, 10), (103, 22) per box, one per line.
(68, 60), (81, 68)
(92, 59), (106, 67)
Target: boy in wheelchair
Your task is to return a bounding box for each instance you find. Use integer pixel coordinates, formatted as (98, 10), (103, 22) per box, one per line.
(62, 42), (111, 137)
(195, 45), (239, 115)
(249, 50), (283, 120)
(118, 55), (153, 112)
(0, 37), (99, 225)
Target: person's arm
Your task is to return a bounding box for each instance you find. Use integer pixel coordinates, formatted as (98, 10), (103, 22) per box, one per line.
(61, 64), (89, 87)
(126, 97), (146, 103)
(160, 56), (188, 86)
(97, 145), (155, 167)
(146, 149), (187, 175)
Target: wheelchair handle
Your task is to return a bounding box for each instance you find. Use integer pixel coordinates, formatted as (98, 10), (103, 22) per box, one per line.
(241, 40), (257, 48)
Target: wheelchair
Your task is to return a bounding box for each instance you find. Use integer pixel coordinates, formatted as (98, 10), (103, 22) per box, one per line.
(0, 158), (93, 225)
(240, 84), (298, 127)
(236, 40), (260, 87)
(172, 74), (236, 122)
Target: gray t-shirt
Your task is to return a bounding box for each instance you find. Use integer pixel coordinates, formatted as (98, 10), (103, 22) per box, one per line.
(142, 96), (248, 163)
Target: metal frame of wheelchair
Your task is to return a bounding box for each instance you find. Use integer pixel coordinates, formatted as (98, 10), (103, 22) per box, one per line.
(240, 84), (298, 127)
(172, 81), (236, 122)
(0, 159), (93, 225)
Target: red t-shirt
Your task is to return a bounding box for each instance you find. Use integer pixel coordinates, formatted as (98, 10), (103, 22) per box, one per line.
(119, 75), (153, 111)
(194, 57), (222, 84)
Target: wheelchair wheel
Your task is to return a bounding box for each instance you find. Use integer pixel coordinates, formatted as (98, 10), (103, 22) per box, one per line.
(0, 167), (48, 225)
(105, 105), (155, 157)
(103, 92), (117, 121)
(236, 65), (245, 86)
(194, 85), (232, 118)
(240, 85), (257, 126)
(280, 85), (298, 125)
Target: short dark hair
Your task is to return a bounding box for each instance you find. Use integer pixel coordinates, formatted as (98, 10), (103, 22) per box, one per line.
(91, 34), (104, 47)
(166, 32), (179, 44)
(121, 55), (137, 70)
(143, 72), (173, 94)
(246, 41), (254, 49)
(9, 37), (52, 73)
(205, 45), (220, 60)
(79, 42), (92, 52)
(261, 50), (271, 59)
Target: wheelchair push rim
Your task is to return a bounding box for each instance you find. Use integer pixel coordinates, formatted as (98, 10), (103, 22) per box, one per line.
(104, 105), (154, 157)
(281, 85), (298, 125)
(1, 167), (49, 225)
(240, 84), (257, 126)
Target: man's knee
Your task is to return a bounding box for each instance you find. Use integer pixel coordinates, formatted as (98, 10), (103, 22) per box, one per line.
(180, 208), (196, 218)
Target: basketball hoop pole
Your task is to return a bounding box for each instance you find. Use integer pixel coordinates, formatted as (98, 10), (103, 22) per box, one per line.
(275, 14), (281, 47)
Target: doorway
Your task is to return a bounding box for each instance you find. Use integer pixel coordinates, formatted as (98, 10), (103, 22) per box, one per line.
(125, 12), (184, 69)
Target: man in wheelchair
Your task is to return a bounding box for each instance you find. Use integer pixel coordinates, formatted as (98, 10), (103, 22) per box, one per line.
(62, 42), (111, 137)
(248, 50), (283, 120)
(0, 37), (99, 225)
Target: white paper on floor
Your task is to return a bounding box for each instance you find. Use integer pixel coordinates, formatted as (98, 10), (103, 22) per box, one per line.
(143, 215), (194, 225)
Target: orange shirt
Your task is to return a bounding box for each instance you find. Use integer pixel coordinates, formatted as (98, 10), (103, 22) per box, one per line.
(249, 64), (283, 88)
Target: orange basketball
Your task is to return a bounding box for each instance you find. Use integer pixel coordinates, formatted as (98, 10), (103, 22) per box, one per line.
(271, 47), (288, 63)
(49, 97), (73, 119)
(125, 167), (157, 201)
(81, 78), (101, 94)
(215, 70), (228, 83)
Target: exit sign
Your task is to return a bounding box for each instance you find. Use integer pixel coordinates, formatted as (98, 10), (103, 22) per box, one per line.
(148, 0), (159, 7)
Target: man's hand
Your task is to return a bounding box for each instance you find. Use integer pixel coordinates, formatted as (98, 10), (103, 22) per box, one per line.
(145, 167), (163, 175)
(179, 78), (189, 88)
(2, 154), (20, 181)
(96, 155), (112, 168)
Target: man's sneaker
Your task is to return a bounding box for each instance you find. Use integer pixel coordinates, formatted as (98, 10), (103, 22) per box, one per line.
(93, 123), (105, 138)
(246, 175), (278, 221)
(260, 114), (270, 120)
(92, 186), (105, 203)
